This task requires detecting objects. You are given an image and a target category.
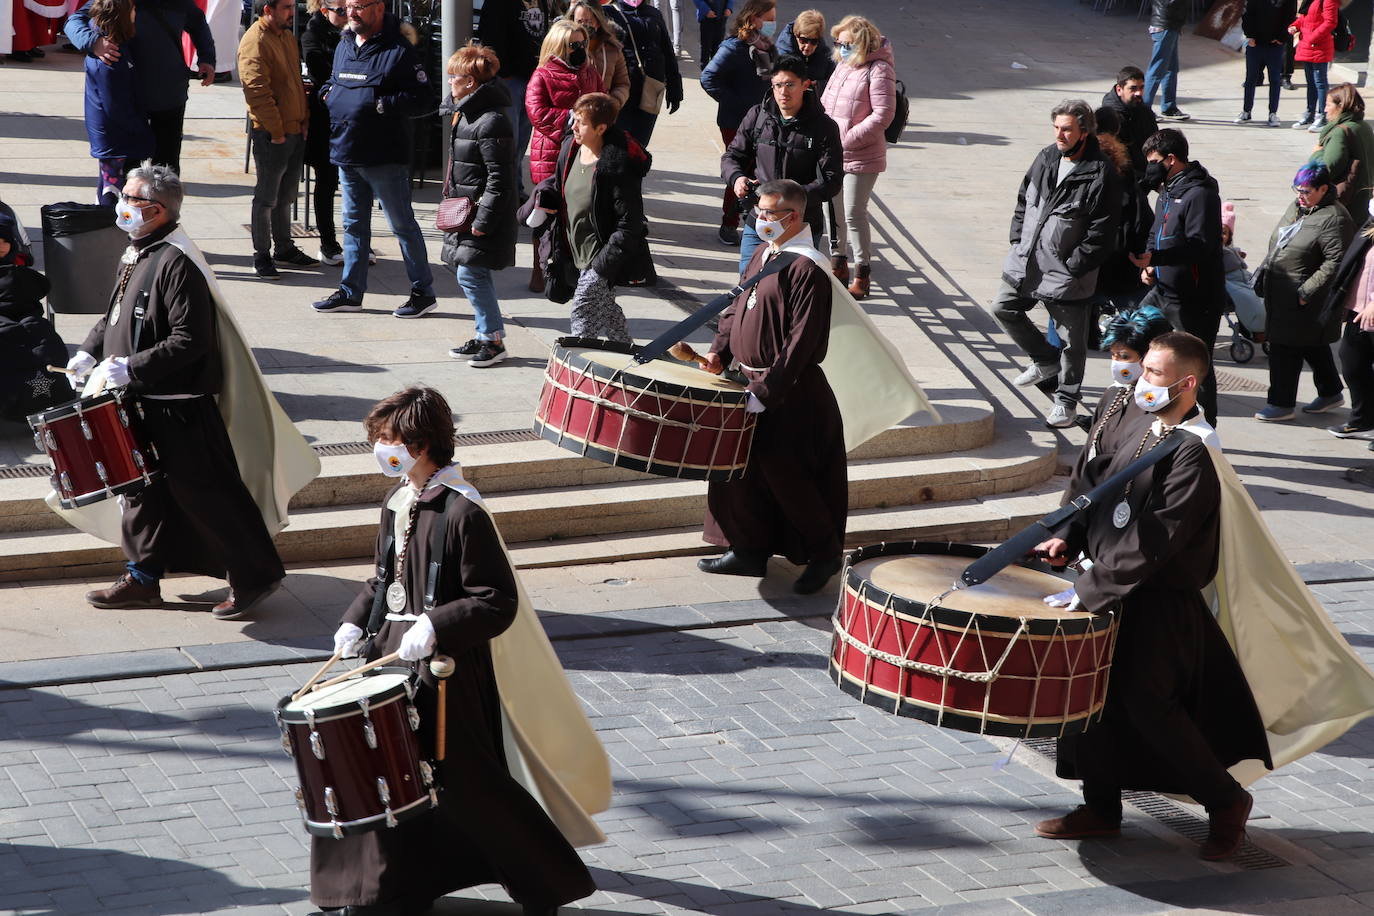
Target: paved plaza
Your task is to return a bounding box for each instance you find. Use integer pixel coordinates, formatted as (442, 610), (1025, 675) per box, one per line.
(6, 0), (1374, 912)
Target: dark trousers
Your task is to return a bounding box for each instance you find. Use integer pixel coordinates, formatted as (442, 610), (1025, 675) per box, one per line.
(1243, 42), (1283, 115)
(1339, 318), (1374, 427)
(699, 15), (725, 66)
(249, 130), (305, 257)
(720, 126), (739, 226)
(1268, 340), (1343, 408)
(312, 162), (340, 250)
(148, 105), (187, 175)
(616, 103), (658, 149)
(986, 282), (1092, 408)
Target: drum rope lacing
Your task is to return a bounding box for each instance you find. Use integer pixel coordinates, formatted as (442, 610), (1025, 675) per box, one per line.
(540, 372), (706, 432)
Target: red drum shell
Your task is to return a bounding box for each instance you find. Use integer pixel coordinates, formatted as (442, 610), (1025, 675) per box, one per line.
(28, 388), (160, 509)
(829, 542), (1119, 739)
(533, 337), (757, 481)
(276, 670), (436, 839)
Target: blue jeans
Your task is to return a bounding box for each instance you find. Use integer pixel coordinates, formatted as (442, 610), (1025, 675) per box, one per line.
(126, 560), (163, 585)
(339, 163), (433, 303)
(1243, 42), (1284, 115)
(1304, 61), (1330, 120)
(456, 264), (504, 339)
(504, 75), (532, 193)
(1145, 28), (1181, 110)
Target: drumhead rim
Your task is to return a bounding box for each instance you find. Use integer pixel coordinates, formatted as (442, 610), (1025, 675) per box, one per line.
(278, 670), (412, 719)
(27, 387), (125, 427)
(550, 337), (751, 405)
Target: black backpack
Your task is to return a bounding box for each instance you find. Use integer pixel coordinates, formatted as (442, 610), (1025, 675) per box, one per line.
(885, 79), (909, 144)
(1334, 9), (1356, 53)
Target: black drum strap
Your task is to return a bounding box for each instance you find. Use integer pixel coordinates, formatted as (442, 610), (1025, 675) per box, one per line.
(362, 511), (395, 652)
(129, 242), (177, 354)
(423, 488), (458, 614)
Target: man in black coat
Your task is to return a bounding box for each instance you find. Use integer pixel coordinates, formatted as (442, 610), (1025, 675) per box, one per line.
(723, 55), (842, 273)
(1130, 128), (1225, 425)
(1237, 0), (1297, 126)
(1100, 65), (1158, 173)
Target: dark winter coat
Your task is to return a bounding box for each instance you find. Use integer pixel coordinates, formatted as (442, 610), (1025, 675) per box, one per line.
(1099, 85), (1158, 174)
(300, 10), (341, 170)
(66, 0), (216, 113)
(1149, 0), (1189, 31)
(83, 49), (156, 161)
(476, 0), (567, 81)
(1146, 160), (1226, 314)
(323, 14), (433, 167)
(0, 264), (66, 421)
(1242, 0), (1298, 44)
(604, 1), (683, 107)
(700, 34), (774, 130)
(722, 90), (842, 235)
(1261, 197), (1355, 346)
(1095, 134), (1153, 298)
(1001, 136), (1123, 303)
(439, 80), (518, 271)
(774, 23), (836, 95)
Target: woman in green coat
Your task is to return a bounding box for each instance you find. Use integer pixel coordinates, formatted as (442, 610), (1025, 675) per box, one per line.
(1256, 162), (1356, 422)
(1313, 83), (1374, 220)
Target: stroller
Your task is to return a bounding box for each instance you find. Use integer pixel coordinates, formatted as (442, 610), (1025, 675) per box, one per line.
(1223, 263), (1268, 364)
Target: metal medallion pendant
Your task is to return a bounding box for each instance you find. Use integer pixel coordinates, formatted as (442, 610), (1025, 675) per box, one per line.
(385, 581), (407, 613)
(109, 302), (121, 326)
(1111, 501), (1131, 529)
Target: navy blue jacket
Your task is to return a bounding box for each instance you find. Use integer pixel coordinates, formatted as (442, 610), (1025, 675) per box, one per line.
(323, 14), (433, 167)
(700, 35), (772, 130)
(692, 0), (729, 22)
(66, 0), (215, 114)
(774, 23), (835, 95)
(84, 53), (156, 161)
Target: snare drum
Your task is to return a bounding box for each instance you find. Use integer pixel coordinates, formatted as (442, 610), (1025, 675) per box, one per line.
(28, 388), (161, 509)
(830, 542), (1119, 738)
(534, 337), (756, 481)
(276, 670), (438, 839)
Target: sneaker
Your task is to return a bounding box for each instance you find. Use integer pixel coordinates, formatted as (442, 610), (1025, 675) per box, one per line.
(1254, 404), (1297, 422)
(1293, 113), (1314, 129)
(1308, 117), (1328, 133)
(1328, 423), (1374, 439)
(1303, 392), (1345, 414)
(274, 246), (319, 267)
(1012, 362), (1059, 387)
(1045, 402), (1077, 428)
(1282, 77), (1295, 91)
(448, 338), (482, 359)
(468, 341), (508, 367)
(1159, 107), (1190, 121)
(254, 256), (281, 281)
(312, 289), (362, 312)
(393, 293), (438, 319)
(1234, 111), (1251, 124)
(1267, 113), (1282, 127)
(368, 247), (379, 265)
(317, 244), (344, 265)
(717, 224), (739, 246)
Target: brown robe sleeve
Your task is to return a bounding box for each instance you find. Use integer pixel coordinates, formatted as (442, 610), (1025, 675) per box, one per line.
(748, 259), (832, 409)
(429, 499), (519, 654)
(81, 314), (109, 360)
(127, 255), (214, 385)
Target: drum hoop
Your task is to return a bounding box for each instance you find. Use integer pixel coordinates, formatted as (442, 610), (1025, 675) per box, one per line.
(277, 677), (410, 723)
(27, 387), (123, 427)
(551, 337), (750, 406)
(302, 793), (434, 838)
(58, 472), (162, 510)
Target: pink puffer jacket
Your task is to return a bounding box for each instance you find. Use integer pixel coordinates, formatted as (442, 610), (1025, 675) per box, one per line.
(820, 38), (896, 174)
(526, 57), (604, 184)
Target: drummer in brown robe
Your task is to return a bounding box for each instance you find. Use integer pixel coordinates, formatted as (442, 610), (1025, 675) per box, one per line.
(68, 163), (285, 619)
(696, 178), (847, 595)
(1033, 331), (1271, 860)
(319, 387), (594, 916)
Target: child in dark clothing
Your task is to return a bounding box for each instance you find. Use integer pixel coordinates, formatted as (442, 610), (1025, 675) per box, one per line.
(0, 215), (69, 420)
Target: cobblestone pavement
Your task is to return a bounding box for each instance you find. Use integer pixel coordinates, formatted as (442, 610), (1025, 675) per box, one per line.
(4, 585), (1374, 916)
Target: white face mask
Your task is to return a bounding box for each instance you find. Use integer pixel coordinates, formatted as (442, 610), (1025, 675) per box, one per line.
(1110, 359), (1142, 387)
(115, 202), (148, 236)
(374, 441), (416, 477)
(1133, 375), (1186, 413)
(1367, 197), (1374, 220)
(755, 211), (791, 243)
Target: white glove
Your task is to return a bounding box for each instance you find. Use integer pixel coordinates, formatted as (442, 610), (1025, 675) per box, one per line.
(332, 622), (364, 659)
(397, 613), (437, 662)
(525, 207), (551, 229)
(1043, 587), (1082, 610)
(745, 391), (766, 414)
(100, 356), (130, 387)
(66, 350), (96, 380)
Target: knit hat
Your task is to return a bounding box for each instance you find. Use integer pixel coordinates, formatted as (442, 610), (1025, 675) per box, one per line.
(1221, 200), (1236, 233)
(0, 213), (17, 264)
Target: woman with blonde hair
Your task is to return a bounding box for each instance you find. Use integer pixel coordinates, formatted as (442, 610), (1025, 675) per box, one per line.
(821, 13), (896, 298)
(700, 0), (777, 246)
(568, 1), (630, 108)
(775, 8), (834, 93)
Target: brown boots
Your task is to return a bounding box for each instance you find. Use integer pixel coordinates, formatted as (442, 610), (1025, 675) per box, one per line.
(1199, 789), (1254, 860)
(849, 264), (871, 299)
(528, 262), (544, 293)
(831, 255), (849, 285)
(1034, 805), (1121, 840)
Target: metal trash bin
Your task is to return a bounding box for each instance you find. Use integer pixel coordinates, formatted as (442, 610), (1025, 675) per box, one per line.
(41, 202), (124, 314)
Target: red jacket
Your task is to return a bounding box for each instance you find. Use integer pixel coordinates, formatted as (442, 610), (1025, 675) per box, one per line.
(525, 58), (604, 184)
(1291, 0), (1338, 63)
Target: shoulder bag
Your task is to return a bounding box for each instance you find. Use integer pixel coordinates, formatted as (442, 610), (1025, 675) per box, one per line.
(436, 112), (475, 234)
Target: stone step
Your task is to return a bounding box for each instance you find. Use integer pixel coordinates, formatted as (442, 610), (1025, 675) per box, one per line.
(0, 401), (994, 535)
(0, 434), (1055, 582)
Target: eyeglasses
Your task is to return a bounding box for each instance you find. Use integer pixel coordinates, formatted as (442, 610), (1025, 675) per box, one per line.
(119, 193), (158, 206)
(795, 35), (820, 45)
(1293, 186), (1318, 196)
(322, 5), (345, 12)
(757, 208), (795, 219)
(770, 80), (801, 90)
(344, 1), (379, 13)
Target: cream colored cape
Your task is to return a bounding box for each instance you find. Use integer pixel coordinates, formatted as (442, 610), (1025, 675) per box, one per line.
(1171, 419), (1374, 786)
(389, 464), (611, 847)
(47, 228), (320, 543)
(772, 236), (939, 450)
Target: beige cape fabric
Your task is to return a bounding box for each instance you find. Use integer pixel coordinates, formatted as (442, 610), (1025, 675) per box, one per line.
(773, 237), (939, 450)
(47, 229), (320, 543)
(389, 465), (611, 847)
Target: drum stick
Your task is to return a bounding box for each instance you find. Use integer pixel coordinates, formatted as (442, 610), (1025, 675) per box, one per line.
(309, 651), (403, 693)
(46, 365), (76, 375)
(668, 341), (710, 369)
(291, 651), (343, 701)
(429, 654), (455, 761)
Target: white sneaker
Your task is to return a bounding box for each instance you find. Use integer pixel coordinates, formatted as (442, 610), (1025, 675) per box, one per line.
(1293, 114), (1314, 129)
(1234, 111), (1251, 124)
(1013, 363), (1058, 387)
(1308, 117), (1328, 133)
(1045, 403), (1077, 428)
(1266, 113), (1281, 127)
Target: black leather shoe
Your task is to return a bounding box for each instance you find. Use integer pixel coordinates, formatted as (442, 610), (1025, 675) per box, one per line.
(793, 554), (843, 594)
(697, 549), (767, 577)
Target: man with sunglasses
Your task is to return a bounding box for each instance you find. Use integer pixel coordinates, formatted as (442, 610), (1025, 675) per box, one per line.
(313, 0), (438, 317)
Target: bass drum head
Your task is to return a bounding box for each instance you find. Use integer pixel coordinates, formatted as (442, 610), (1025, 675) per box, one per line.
(568, 345), (749, 396)
(850, 553), (1076, 621)
(279, 670), (411, 722)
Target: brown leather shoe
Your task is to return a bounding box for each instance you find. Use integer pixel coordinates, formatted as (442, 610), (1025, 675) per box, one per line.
(848, 264), (871, 299)
(831, 255), (849, 284)
(1199, 789), (1253, 860)
(213, 578), (283, 620)
(86, 573), (162, 609)
(1034, 805), (1121, 839)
